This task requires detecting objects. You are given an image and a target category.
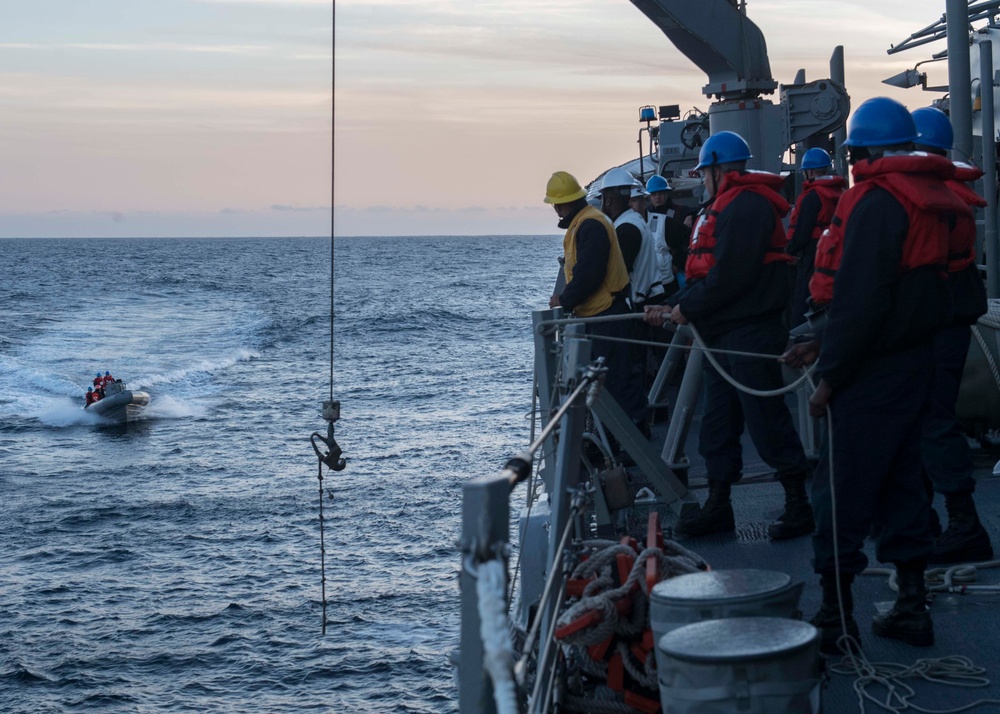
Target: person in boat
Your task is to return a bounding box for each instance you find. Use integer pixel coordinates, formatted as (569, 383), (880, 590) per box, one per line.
(785, 148), (846, 327)
(643, 130), (814, 541)
(646, 174), (694, 287)
(93, 372), (106, 398)
(910, 106), (993, 566)
(101, 370), (115, 387)
(545, 170), (649, 431)
(85, 386), (100, 406)
(798, 97), (967, 654)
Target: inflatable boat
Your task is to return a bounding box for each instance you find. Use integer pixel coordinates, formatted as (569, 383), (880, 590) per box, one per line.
(86, 379), (150, 423)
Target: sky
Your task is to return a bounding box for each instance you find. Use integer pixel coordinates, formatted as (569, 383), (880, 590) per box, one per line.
(334, 0), (967, 236)
(0, 0), (332, 238)
(0, 0), (967, 237)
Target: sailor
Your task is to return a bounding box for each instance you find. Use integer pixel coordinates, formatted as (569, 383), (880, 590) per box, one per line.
(803, 97), (967, 653)
(102, 370), (115, 387)
(599, 167), (665, 310)
(643, 131), (813, 540)
(93, 372), (106, 398)
(646, 174), (693, 286)
(911, 106), (993, 565)
(629, 183), (648, 221)
(786, 148), (846, 327)
(545, 171), (649, 428)
(85, 386), (99, 406)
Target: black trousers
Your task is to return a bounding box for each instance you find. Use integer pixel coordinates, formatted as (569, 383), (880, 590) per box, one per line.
(587, 295), (648, 423)
(698, 319), (809, 484)
(811, 344), (934, 575)
(922, 324), (975, 495)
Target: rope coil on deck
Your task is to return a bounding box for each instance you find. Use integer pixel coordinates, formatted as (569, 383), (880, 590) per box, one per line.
(550, 531), (708, 710)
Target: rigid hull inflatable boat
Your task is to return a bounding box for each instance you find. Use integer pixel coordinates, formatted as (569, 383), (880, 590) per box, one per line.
(86, 379), (150, 423)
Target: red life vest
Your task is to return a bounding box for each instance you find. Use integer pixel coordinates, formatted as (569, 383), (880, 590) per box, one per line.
(85, 391), (97, 406)
(809, 152), (966, 306)
(686, 170), (794, 282)
(945, 162), (986, 273)
(101, 374), (115, 387)
(787, 175), (846, 243)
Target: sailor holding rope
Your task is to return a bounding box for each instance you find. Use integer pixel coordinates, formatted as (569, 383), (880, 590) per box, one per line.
(644, 131), (814, 541)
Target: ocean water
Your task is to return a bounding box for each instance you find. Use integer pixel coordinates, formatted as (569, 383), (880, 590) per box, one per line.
(0, 235), (559, 713)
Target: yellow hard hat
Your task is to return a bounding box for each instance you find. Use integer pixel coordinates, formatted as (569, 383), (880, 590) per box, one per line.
(544, 171), (587, 204)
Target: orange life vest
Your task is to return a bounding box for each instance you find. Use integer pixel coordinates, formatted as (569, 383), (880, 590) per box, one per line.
(809, 152), (965, 306)
(945, 162), (986, 273)
(787, 175), (846, 243)
(686, 170), (794, 282)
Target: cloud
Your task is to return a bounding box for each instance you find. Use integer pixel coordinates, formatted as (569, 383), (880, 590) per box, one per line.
(333, 204), (554, 236)
(271, 204), (330, 211)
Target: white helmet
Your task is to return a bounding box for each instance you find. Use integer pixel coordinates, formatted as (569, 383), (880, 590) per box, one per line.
(630, 182), (648, 199)
(600, 167), (636, 191)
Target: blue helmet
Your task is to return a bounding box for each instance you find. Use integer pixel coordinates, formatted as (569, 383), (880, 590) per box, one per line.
(105, 371), (111, 376)
(96, 372), (101, 378)
(843, 97), (917, 148)
(646, 175), (671, 193)
(911, 106), (953, 151)
(800, 148), (832, 171)
(87, 386), (93, 392)
(695, 131), (753, 169)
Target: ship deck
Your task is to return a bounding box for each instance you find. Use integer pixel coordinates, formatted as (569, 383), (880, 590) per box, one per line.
(637, 396), (1000, 713)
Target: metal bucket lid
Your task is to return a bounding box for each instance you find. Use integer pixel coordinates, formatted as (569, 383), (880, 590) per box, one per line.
(659, 617), (818, 663)
(651, 569), (792, 605)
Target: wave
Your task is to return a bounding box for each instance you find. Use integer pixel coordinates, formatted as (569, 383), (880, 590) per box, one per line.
(132, 349), (259, 388)
(0, 356), (84, 397)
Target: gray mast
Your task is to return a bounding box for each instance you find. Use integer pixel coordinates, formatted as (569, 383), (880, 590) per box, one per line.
(948, 0), (974, 159)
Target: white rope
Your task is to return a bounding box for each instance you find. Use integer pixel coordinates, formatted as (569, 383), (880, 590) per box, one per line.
(688, 322), (816, 398)
(970, 324), (1000, 398)
(543, 311), (816, 398)
(827, 654), (1000, 713)
(814, 377), (1000, 713)
(477, 559), (519, 714)
(555, 541), (704, 646)
(975, 298), (1000, 329)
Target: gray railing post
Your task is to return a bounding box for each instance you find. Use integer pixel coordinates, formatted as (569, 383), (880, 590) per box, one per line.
(457, 474), (511, 714)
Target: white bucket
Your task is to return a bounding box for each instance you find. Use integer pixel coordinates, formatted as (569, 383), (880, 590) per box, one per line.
(650, 569), (803, 676)
(657, 617), (823, 713)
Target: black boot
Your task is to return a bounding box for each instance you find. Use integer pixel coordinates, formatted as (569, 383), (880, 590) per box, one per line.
(809, 573), (860, 656)
(674, 480), (735, 536)
(768, 477), (815, 540)
(872, 562), (934, 646)
(929, 491), (994, 565)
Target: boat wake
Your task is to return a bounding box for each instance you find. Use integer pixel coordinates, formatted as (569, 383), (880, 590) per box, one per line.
(132, 349), (259, 389)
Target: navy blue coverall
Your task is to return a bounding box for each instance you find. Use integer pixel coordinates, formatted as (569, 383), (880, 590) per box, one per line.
(812, 187), (952, 575)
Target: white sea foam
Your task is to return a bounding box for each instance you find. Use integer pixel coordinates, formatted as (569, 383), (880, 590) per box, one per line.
(0, 356), (85, 397)
(34, 398), (104, 427)
(145, 394), (208, 419)
(133, 349), (259, 389)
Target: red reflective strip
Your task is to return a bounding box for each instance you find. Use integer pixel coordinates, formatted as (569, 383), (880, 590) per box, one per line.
(565, 579), (590, 598)
(624, 690), (662, 714)
(554, 610), (602, 640)
(608, 653), (625, 692)
(646, 511), (660, 593)
(588, 637), (614, 662)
